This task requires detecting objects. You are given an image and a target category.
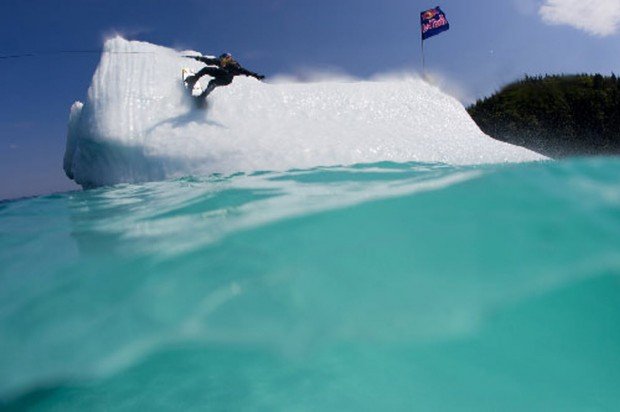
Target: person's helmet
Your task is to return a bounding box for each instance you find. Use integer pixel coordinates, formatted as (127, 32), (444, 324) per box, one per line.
(219, 52), (234, 67)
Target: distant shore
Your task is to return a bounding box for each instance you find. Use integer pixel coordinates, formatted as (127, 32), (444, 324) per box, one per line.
(467, 74), (620, 157)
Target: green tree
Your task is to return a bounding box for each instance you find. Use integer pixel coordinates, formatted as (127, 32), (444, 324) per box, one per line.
(467, 74), (620, 157)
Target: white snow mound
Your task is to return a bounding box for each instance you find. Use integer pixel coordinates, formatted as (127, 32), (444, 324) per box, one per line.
(64, 37), (545, 188)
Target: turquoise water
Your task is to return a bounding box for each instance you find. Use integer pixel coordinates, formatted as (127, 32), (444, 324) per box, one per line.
(1, 158), (620, 411)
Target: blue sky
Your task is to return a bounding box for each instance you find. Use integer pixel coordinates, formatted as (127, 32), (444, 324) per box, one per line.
(1, 0), (619, 200)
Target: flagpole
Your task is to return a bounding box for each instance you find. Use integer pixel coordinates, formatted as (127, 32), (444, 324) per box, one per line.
(421, 37), (425, 78)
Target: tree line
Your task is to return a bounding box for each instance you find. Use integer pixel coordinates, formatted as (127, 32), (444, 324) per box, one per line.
(467, 74), (620, 157)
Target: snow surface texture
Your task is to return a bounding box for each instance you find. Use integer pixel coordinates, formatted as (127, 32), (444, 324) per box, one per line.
(64, 37), (546, 188)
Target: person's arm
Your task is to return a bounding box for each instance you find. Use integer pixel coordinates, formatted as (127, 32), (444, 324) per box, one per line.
(238, 66), (265, 80)
(184, 55), (220, 66)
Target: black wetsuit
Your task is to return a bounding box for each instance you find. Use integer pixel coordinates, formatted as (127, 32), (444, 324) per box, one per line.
(186, 56), (264, 99)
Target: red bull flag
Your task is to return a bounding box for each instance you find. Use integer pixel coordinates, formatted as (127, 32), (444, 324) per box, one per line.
(420, 6), (450, 40)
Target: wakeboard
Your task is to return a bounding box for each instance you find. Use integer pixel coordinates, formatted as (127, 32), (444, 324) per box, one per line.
(182, 68), (208, 109)
(182, 68), (203, 96)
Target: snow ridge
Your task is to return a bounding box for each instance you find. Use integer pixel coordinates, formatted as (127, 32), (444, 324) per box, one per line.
(64, 37), (545, 188)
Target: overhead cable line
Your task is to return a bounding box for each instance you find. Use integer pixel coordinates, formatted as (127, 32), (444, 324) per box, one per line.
(0, 50), (156, 60)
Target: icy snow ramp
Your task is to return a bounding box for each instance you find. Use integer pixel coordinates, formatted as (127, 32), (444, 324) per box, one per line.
(64, 37), (546, 188)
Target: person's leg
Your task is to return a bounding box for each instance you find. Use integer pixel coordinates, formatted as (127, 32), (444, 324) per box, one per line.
(186, 67), (227, 89)
(199, 76), (233, 99)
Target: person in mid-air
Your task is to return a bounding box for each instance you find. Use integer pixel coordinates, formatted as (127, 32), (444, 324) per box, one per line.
(184, 53), (265, 99)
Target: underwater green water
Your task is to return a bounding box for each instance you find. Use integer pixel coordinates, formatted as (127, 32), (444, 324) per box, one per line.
(1, 158), (619, 411)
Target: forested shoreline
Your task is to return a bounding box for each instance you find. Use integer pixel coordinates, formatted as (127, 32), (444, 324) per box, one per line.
(467, 74), (620, 157)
